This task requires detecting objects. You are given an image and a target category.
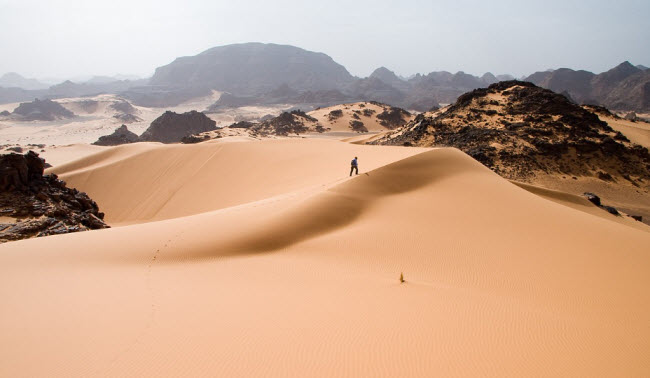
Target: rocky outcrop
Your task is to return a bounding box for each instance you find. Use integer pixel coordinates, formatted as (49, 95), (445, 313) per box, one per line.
(372, 81), (650, 184)
(0, 151), (109, 243)
(12, 99), (75, 121)
(139, 110), (217, 143)
(93, 125), (139, 146)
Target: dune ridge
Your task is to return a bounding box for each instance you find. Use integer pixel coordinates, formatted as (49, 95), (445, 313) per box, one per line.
(51, 139), (429, 225)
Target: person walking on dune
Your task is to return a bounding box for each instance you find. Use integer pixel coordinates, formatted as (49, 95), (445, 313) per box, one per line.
(350, 156), (359, 176)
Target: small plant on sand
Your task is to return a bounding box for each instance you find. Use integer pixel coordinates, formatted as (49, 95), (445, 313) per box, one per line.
(400, 272), (405, 283)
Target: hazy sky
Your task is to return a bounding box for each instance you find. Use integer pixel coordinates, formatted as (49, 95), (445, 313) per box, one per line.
(1, 0), (649, 80)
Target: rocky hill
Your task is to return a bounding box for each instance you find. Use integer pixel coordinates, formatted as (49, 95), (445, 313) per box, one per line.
(372, 81), (650, 185)
(12, 98), (75, 121)
(0, 151), (109, 242)
(139, 110), (217, 143)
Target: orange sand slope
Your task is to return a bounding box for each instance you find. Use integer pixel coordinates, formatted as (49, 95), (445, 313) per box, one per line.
(1, 143), (650, 377)
(50, 139), (428, 225)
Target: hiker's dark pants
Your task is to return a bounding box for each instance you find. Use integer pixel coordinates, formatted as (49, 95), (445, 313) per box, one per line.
(350, 165), (358, 176)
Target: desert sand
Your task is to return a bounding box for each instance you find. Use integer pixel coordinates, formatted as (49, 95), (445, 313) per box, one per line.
(1, 138), (649, 377)
(598, 114), (650, 149)
(0, 92), (289, 146)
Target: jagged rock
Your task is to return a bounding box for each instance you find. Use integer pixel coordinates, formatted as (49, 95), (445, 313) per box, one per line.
(7, 146), (23, 153)
(583, 192), (601, 206)
(630, 215), (643, 222)
(624, 112), (638, 121)
(603, 206), (619, 216)
(139, 110), (216, 143)
(93, 125), (139, 146)
(0, 110), (10, 116)
(0, 151), (109, 243)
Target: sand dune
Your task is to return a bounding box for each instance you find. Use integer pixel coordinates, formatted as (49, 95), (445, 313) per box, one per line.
(1, 140), (649, 377)
(51, 139), (428, 225)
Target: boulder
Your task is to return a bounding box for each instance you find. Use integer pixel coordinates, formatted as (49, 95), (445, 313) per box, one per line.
(583, 192), (601, 207)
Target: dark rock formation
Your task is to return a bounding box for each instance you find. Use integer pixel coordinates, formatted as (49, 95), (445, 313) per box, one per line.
(93, 125), (139, 146)
(12, 99), (75, 121)
(0, 110), (10, 116)
(372, 81), (650, 184)
(0, 151), (109, 242)
(583, 192), (601, 206)
(139, 110), (217, 143)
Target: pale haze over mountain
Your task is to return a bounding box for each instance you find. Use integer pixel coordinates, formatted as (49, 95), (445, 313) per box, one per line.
(1, 0), (648, 80)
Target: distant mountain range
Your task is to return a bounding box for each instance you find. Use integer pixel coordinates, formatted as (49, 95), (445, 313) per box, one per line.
(0, 73), (50, 90)
(141, 43), (513, 110)
(1, 43), (648, 111)
(524, 61), (650, 112)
